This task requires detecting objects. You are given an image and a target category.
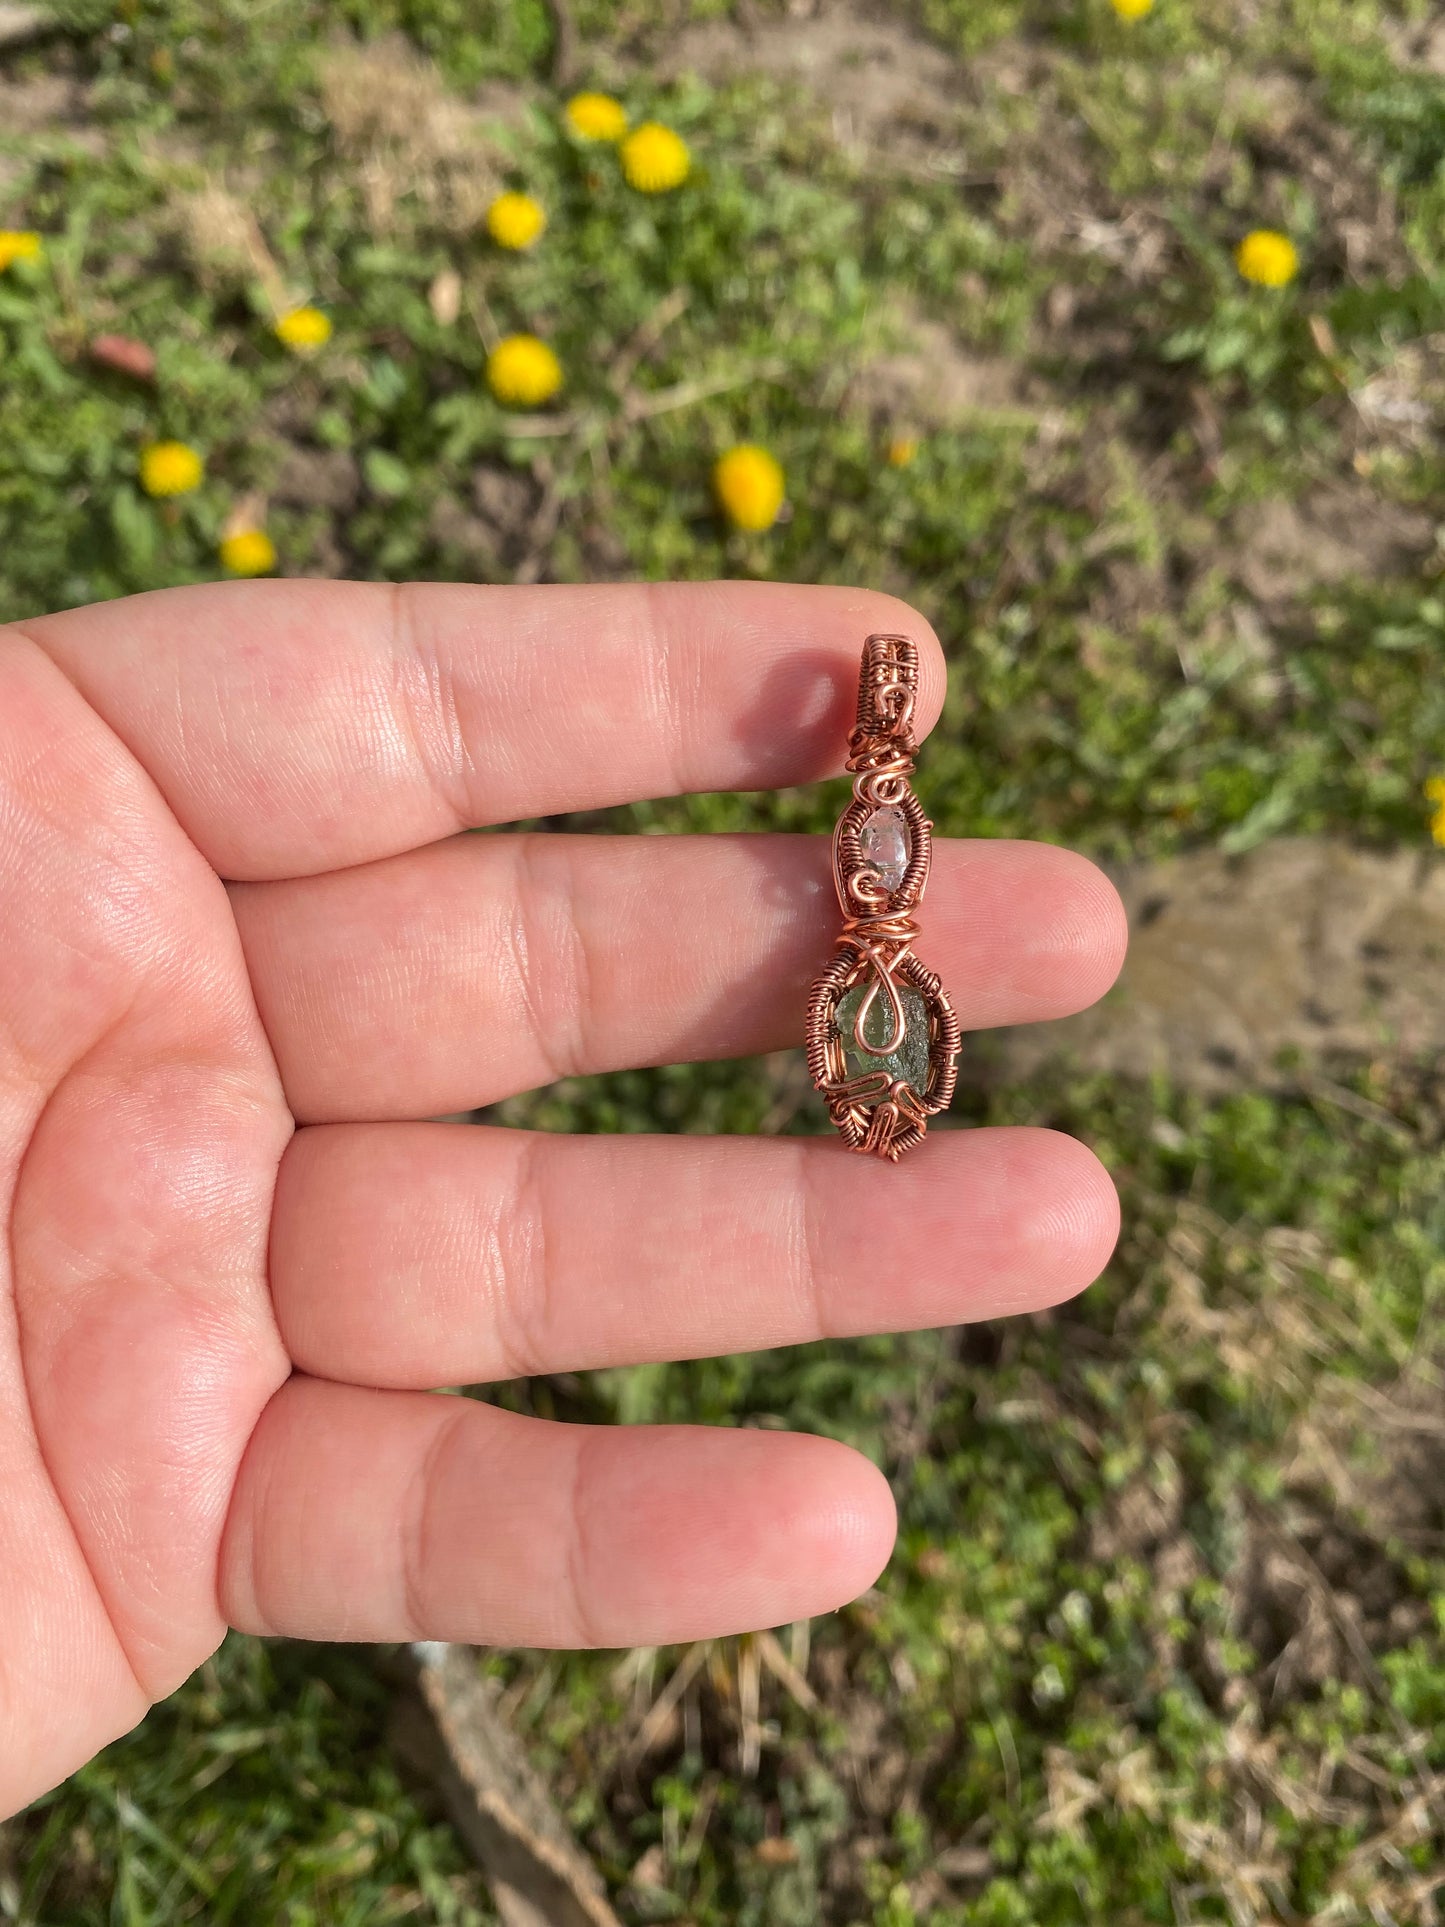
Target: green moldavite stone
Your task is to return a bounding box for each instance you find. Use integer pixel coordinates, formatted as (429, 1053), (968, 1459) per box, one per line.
(835, 983), (931, 1095)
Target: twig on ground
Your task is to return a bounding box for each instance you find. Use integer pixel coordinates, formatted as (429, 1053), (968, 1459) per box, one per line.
(498, 412), (584, 438)
(627, 1641), (712, 1761)
(1287, 1072), (1415, 1144)
(608, 288), (691, 395)
(396, 1644), (622, 1927)
(622, 362), (788, 423)
(543, 0), (579, 88)
(513, 474), (568, 584)
(757, 1628), (817, 1709)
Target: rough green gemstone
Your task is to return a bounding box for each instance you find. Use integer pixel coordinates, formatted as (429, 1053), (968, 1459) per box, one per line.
(835, 982), (931, 1095)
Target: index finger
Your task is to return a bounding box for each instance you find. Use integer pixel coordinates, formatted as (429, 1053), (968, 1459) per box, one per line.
(16, 581), (945, 881)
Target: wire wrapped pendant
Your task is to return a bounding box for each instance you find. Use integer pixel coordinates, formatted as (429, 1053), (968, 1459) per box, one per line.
(806, 634), (961, 1161)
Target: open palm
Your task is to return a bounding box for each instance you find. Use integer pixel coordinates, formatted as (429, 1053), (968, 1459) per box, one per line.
(0, 580), (1125, 1817)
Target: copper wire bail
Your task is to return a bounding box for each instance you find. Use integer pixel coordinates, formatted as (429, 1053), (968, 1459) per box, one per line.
(805, 634), (962, 1161)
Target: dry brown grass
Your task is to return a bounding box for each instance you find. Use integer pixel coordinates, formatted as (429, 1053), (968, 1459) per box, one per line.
(172, 178), (291, 311)
(317, 36), (505, 233)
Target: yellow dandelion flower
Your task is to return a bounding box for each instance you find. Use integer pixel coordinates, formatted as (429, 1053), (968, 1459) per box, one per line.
(486, 191), (547, 250)
(0, 230), (42, 271)
(1110, 0), (1155, 18)
(219, 528), (277, 577)
(139, 440), (204, 498)
(886, 435), (920, 468)
(1427, 776), (1445, 847)
(274, 306), (333, 355)
(565, 91), (627, 142)
(1235, 230), (1299, 288)
(620, 122), (690, 194)
(714, 444), (785, 533)
(486, 334), (563, 409)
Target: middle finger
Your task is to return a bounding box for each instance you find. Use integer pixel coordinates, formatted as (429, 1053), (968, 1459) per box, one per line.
(231, 833), (1126, 1122)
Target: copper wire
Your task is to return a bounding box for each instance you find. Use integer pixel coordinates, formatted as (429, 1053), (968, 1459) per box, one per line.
(804, 635), (962, 1161)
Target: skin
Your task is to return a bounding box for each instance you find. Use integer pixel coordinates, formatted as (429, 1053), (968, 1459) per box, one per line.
(0, 580), (1127, 1818)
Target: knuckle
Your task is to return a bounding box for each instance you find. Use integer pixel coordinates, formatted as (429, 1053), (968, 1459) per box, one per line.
(490, 1135), (555, 1381)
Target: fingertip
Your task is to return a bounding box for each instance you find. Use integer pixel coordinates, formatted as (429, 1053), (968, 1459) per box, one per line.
(706, 581), (947, 786)
(780, 1433), (899, 1610)
(1020, 1127), (1121, 1308)
(1045, 846), (1130, 1009)
(584, 1422), (898, 1639)
(932, 839), (1129, 1028)
(899, 1125), (1119, 1327)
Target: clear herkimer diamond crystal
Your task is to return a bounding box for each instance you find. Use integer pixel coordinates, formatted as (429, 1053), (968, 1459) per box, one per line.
(860, 806), (910, 892)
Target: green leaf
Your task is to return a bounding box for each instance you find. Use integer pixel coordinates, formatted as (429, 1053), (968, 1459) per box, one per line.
(362, 448), (412, 499)
(109, 485), (157, 572)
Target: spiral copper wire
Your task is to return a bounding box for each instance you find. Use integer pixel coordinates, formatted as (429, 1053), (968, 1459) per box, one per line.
(805, 635), (962, 1161)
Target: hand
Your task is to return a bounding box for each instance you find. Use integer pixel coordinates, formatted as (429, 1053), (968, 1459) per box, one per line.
(0, 581), (1125, 1816)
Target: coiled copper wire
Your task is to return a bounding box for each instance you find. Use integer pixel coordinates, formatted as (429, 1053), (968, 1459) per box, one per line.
(805, 635), (962, 1161)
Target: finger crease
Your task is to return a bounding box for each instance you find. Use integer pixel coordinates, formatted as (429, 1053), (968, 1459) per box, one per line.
(387, 584), (477, 833)
(510, 838), (575, 1085)
(793, 1141), (834, 1344)
(638, 580), (695, 800)
(400, 1405), (470, 1641)
(562, 1430), (607, 1650)
(493, 1133), (553, 1381)
(555, 840), (600, 1081)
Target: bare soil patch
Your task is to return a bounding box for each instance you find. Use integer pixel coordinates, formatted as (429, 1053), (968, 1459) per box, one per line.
(855, 308), (1032, 428)
(1232, 485), (1436, 607)
(273, 445), (363, 514)
(662, 4), (963, 164)
(0, 63), (101, 196)
(1383, 13), (1445, 78)
(984, 839), (1445, 1092)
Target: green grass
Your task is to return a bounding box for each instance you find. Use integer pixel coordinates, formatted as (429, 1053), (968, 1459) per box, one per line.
(4, 1), (1443, 853)
(12, 1064), (1443, 1924)
(2, 0), (1444, 1922)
